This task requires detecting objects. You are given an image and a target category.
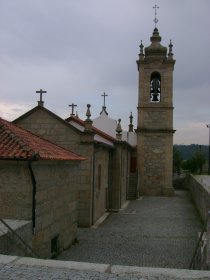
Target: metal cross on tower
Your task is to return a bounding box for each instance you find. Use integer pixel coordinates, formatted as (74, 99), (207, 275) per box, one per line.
(69, 103), (77, 116)
(153, 4), (159, 27)
(101, 92), (108, 107)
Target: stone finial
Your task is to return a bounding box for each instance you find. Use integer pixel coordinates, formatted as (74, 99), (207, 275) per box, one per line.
(86, 104), (91, 121)
(139, 40), (144, 61)
(84, 104), (93, 131)
(140, 41), (144, 54)
(116, 118), (122, 140)
(129, 112), (134, 132)
(168, 39), (174, 59)
(76, 111), (79, 118)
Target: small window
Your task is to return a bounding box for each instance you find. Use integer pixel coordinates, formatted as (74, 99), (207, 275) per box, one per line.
(150, 72), (161, 102)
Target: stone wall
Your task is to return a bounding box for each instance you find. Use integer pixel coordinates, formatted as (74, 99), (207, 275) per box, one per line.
(14, 107), (113, 227)
(137, 132), (174, 196)
(32, 161), (79, 258)
(0, 160), (79, 258)
(187, 175), (210, 223)
(14, 107), (82, 152)
(77, 142), (94, 227)
(0, 161), (32, 220)
(93, 146), (110, 223)
(110, 143), (130, 210)
(120, 145), (130, 206)
(15, 108), (94, 227)
(187, 175), (210, 269)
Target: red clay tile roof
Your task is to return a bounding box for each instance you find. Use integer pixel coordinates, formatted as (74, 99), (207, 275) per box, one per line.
(0, 118), (86, 161)
(66, 116), (116, 143)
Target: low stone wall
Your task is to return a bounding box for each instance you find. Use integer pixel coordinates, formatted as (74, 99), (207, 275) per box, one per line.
(1, 255), (210, 279)
(187, 175), (210, 222)
(187, 175), (210, 269)
(0, 219), (32, 257)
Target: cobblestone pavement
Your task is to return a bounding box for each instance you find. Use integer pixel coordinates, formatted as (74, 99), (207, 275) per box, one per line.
(57, 191), (203, 269)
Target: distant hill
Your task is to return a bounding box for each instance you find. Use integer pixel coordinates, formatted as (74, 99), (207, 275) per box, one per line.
(174, 144), (208, 160)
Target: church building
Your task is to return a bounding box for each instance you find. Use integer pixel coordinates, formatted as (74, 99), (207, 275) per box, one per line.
(8, 14), (175, 232)
(13, 98), (137, 227)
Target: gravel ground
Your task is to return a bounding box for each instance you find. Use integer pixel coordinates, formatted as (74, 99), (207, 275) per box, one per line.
(57, 191), (203, 269)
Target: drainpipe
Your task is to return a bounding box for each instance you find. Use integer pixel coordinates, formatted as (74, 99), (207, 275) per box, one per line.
(28, 161), (36, 234)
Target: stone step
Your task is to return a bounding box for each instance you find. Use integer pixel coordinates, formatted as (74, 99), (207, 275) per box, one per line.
(127, 174), (138, 200)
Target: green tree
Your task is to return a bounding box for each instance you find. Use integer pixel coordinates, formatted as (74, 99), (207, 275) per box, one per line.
(181, 151), (206, 174)
(181, 159), (197, 173)
(192, 151), (206, 174)
(173, 147), (182, 175)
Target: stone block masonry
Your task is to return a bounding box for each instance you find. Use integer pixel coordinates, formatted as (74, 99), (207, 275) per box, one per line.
(136, 28), (175, 197)
(31, 161), (79, 258)
(138, 132), (174, 196)
(187, 175), (210, 269)
(0, 160), (80, 258)
(14, 106), (112, 227)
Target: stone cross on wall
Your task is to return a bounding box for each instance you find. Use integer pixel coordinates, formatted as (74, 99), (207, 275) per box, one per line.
(100, 92), (108, 115)
(101, 92), (108, 107)
(69, 103), (77, 116)
(36, 89), (47, 106)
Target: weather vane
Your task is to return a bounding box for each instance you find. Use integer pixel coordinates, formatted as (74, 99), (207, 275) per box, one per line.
(153, 4), (159, 28)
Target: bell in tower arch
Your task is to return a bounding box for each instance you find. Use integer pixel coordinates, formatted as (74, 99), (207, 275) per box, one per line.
(150, 72), (161, 102)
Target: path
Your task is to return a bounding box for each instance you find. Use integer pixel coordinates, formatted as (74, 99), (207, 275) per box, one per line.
(57, 190), (203, 269)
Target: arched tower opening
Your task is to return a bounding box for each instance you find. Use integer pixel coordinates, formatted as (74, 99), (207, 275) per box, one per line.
(150, 72), (161, 102)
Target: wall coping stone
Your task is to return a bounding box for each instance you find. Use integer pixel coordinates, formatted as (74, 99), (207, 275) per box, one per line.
(0, 254), (210, 279)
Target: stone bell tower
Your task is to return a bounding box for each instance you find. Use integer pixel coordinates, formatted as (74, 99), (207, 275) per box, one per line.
(136, 27), (175, 196)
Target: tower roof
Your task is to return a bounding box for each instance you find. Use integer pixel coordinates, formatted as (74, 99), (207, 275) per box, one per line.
(145, 28), (167, 57)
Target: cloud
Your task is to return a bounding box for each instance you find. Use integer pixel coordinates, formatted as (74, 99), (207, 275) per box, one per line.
(174, 121), (209, 145)
(0, 102), (30, 121)
(0, 0), (210, 144)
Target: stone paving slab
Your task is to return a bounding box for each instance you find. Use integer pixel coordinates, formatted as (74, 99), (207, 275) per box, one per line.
(57, 191), (203, 269)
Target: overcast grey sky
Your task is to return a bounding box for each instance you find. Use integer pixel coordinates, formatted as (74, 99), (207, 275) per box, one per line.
(0, 0), (210, 144)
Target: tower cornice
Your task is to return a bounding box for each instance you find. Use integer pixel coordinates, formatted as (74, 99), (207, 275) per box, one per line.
(137, 105), (174, 109)
(136, 128), (176, 134)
